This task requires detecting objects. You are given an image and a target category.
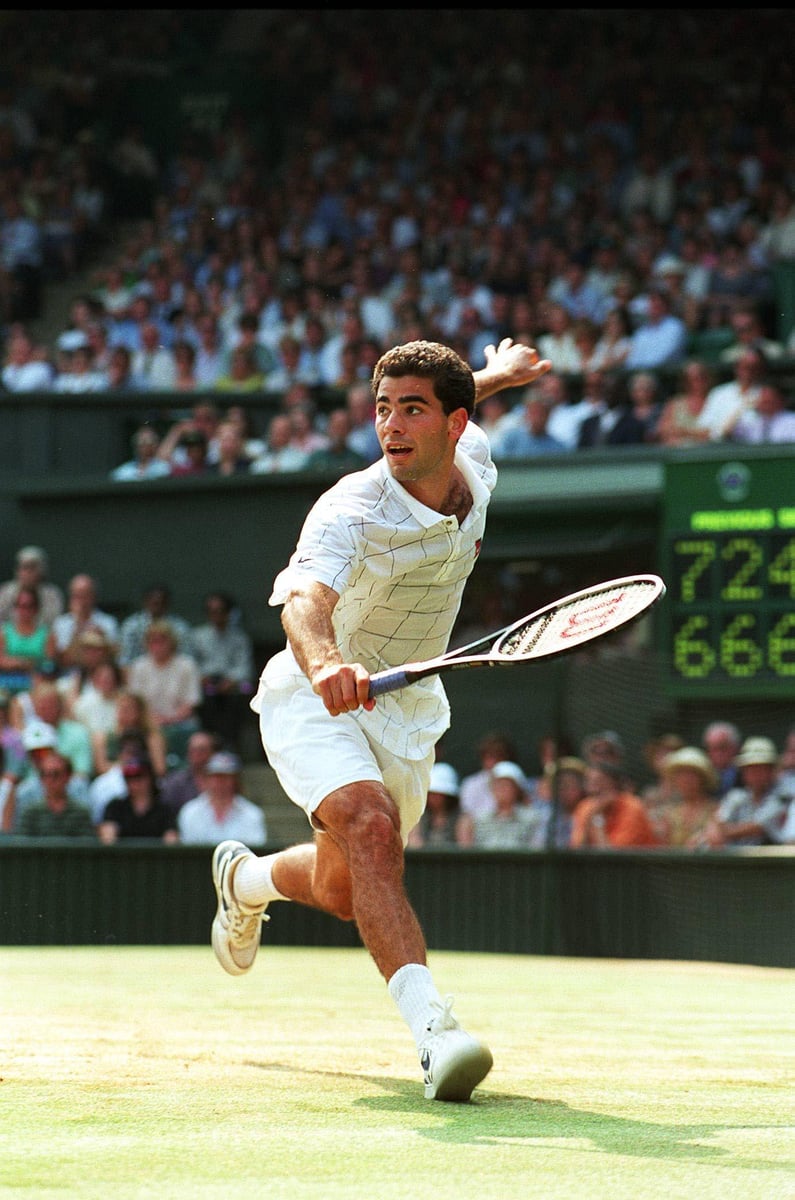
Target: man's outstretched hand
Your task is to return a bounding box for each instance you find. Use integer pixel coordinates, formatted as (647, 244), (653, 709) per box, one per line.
(475, 338), (553, 402)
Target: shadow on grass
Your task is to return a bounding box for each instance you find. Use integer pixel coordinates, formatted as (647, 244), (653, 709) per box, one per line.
(408, 1094), (791, 1171)
(247, 1060), (791, 1174)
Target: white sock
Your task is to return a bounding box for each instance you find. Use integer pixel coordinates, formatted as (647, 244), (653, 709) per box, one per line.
(234, 853), (289, 907)
(388, 963), (444, 1048)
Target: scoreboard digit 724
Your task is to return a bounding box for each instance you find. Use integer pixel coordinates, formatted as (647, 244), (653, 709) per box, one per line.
(660, 455), (795, 698)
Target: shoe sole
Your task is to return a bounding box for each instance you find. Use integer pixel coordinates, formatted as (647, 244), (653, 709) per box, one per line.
(425, 1043), (493, 1102)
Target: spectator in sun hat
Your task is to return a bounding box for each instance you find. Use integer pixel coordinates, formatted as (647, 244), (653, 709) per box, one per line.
(0, 544), (64, 627)
(652, 747), (719, 848)
(458, 729), (520, 819)
(458, 760), (544, 849)
(703, 737), (791, 847)
(408, 761), (468, 848)
(176, 750), (266, 846)
(10, 719), (91, 833)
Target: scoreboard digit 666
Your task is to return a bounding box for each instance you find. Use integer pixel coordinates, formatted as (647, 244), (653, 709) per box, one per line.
(661, 455), (795, 698)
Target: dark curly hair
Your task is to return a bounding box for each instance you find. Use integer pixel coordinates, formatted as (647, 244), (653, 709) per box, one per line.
(371, 340), (476, 417)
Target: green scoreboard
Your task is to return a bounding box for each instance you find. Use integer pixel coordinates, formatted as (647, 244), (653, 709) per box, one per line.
(661, 456), (795, 698)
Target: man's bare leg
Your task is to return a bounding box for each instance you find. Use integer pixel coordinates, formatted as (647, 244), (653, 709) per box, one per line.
(214, 780), (492, 1099)
(237, 781), (427, 979)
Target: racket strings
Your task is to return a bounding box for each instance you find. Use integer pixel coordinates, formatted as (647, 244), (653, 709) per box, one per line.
(497, 581), (660, 659)
(501, 613), (554, 656)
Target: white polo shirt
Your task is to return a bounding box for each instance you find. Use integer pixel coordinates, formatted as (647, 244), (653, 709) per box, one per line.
(256, 422), (497, 759)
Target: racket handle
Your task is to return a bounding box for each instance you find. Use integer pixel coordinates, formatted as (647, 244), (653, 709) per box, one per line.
(368, 667), (412, 698)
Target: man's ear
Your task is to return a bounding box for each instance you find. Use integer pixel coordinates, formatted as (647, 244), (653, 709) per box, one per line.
(448, 407), (469, 440)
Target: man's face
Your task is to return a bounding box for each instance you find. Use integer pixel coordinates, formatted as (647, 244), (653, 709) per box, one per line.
(374, 375), (463, 488)
(69, 578), (95, 612)
(741, 763), (775, 794)
(557, 770), (585, 811)
(704, 735), (736, 769)
(39, 754), (70, 802)
(146, 631), (173, 661)
(491, 778), (521, 810)
(17, 558), (42, 584)
(146, 590), (168, 618)
(188, 735), (215, 769)
(206, 773), (235, 802)
(205, 598), (227, 629)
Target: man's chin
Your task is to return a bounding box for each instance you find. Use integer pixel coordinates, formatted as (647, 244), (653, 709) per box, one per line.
(385, 456), (417, 481)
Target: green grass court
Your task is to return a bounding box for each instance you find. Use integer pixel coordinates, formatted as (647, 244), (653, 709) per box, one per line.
(1, 946), (792, 1199)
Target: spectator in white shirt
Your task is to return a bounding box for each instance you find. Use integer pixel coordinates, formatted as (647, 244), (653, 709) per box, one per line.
(731, 382), (795, 445)
(696, 348), (766, 441)
(110, 425), (172, 481)
(53, 342), (107, 393)
(623, 286), (688, 371)
(536, 302), (583, 375)
(1, 326), (54, 392)
(52, 574), (120, 672)
(177, 751), (267, 845)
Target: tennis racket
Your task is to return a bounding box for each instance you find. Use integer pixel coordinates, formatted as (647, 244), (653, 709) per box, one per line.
(368, 574), (666, 699)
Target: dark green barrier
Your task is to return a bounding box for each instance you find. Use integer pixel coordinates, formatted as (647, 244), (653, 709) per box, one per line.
(1, 841), (792, 967)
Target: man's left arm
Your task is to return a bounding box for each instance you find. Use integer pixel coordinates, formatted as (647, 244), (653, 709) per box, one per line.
(473, 338), (552, 407)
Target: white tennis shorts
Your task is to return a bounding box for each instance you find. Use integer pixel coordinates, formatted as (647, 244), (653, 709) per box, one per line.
(255, 672), (434, 844)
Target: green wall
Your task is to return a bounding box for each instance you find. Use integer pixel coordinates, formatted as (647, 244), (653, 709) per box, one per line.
(2, 842), (792, 967)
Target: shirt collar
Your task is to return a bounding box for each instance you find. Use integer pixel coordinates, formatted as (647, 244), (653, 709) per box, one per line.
(374, 437), (489, 529)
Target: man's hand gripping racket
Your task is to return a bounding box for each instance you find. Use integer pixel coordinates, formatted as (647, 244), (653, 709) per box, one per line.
(368, 574), (666, 699)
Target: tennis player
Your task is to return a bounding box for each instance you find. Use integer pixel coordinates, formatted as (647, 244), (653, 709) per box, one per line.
(212, 338), (551, 1101)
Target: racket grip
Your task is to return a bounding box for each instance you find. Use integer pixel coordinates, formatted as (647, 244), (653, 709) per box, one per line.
(368, 667), (412, 698)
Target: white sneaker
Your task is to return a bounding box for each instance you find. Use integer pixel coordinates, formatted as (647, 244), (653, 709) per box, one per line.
(211, 840), (269, 976)
(419, 995), (493, 1101)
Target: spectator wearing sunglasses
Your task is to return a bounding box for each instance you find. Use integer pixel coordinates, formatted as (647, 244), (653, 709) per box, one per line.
(17, 750), (96, 838)
(98, 753), (178, 844)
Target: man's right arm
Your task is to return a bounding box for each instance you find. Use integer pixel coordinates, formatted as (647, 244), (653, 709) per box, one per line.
(281, 580), (374, 715)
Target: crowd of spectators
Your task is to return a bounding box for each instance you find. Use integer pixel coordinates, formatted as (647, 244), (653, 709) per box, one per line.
(0, 543), (267, 845)
(411, 722), (795, 851)
(2, 10), (795, 470)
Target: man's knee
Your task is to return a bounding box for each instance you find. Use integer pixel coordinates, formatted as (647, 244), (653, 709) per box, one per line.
(352, 805), (402, 852)
(316, 784), (404, 885)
